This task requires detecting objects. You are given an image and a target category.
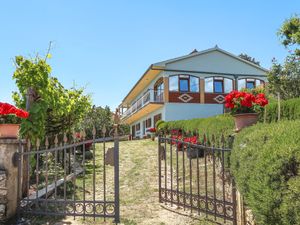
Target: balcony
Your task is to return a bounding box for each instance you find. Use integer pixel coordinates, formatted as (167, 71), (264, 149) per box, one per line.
(121, 89), (164, 121)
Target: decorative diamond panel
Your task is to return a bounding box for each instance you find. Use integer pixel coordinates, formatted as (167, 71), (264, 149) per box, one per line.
(213, 95), (225, 104)
(178, 94), (193, 103)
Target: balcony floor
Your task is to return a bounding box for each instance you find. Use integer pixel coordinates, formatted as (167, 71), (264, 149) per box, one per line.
(122, 102), (164, 124)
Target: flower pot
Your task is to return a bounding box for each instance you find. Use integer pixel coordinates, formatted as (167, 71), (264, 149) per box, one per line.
(0, 124), (20, 139)
(151, 135), (155, 141)
(234, 113), (259, 132)
(186, 147), (204, 159)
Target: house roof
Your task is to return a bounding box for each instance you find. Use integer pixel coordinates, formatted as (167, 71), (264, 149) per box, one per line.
(153, 45), (269, 72)
(120, 46), (268, 106)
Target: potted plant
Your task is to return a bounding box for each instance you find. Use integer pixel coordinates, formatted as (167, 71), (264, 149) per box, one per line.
(147, 127), (156, 141)
(0, 102), (29, 138)
(183, 136), (204, 159)
(225, 90), (268, 131)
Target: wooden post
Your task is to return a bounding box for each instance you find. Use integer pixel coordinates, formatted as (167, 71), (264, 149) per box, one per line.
(263, 106), (267, 123)
(200, 79), (205, 103)
(236, 189), (245, 225)
(163, 77), (169, 103)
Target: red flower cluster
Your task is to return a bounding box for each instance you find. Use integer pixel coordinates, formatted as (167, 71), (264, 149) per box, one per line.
(225, 91), (268, 113)
(171, 135), (199, 148)
(0, 102), (29, 119)
(147, 127), (156, 133)
(255, 93), (268, 107)
(183, 136), (198, 145)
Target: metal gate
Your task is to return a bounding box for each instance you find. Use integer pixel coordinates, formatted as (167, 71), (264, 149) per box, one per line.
(158, 134), (237, 225)
(16, 125), (120, 223)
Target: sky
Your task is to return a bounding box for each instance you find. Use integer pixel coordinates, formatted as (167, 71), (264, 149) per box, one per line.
(0, 1), (299, 109)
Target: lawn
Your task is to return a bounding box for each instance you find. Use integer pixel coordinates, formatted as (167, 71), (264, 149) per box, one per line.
(14, 140), (217, 225)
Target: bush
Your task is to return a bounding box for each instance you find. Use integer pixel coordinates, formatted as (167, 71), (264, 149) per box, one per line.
(157, 114), (234, 137)
(260, 97), (300, 122)
(231, 120), (300, 225)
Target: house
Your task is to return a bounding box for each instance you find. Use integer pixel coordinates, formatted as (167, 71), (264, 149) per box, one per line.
(119, 46), (268, 139)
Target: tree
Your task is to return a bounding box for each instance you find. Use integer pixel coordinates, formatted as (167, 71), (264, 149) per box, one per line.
(268, 15), (300, 99)
(278, 15), (300, 55)
(268, 54), (300, 99)
(12, 55), (92, 143)
(239, 53), (260, 66)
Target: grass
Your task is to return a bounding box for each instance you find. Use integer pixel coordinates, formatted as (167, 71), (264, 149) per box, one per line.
(13, 140), (218, 225)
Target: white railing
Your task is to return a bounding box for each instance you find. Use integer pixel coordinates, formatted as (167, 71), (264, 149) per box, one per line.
(121, 89), (164, 119)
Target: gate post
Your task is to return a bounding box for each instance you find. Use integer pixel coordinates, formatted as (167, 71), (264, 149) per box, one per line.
(113, 127), (120, 223)
(113, 109), (120, 224)
(158, 135), (162, 203)
(0, 139), (23, 222)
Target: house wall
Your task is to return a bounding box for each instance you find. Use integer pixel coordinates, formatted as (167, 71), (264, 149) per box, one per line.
(164, 103), (223, 121)
(130, 108), (165, 138)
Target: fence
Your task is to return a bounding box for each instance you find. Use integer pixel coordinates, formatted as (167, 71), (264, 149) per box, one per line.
(16, 126), (120, 224)
(158, 134), (237, 225)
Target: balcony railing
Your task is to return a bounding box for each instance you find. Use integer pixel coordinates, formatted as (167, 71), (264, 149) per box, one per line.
(121, 89), (164, 119)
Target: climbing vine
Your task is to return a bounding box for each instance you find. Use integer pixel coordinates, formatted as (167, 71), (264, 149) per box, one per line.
(12, 55), (92, 143)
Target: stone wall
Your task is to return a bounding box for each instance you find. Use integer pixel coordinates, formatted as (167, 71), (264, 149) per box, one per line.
(0, 139), (22, 222)
(0, 170), (7, 222)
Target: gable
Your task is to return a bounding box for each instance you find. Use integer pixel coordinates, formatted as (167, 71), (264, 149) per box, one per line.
(164, 50), (267, 76)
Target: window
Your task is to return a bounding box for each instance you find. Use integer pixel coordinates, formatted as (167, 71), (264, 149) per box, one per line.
(169, 75), (199, 93)
(238, 78), (265, 90)
(255, 79), (264, 87)
(154, 78), (164, 102)
(135, 123), (140, 131)
(214, 79), (224, 93)
(205, 77), (233, 93)
(146, 118), (152, 128)
(205, 77), (214, 92)
(224, 78), (233, 93)
(190, 76), (199, 92)
(154, 114), (162, 125)
(179, 78), (189, 92)
(238, 79), (246, 90)
(246, 80), (255, 89)
(169, 76), (178, 91)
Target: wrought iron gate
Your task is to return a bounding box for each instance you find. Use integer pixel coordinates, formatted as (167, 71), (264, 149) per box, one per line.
(16, 126), (120, 223)
(158, 134), (237, 225)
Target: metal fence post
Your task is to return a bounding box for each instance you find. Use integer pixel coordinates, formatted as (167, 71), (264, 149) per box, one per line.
(158, 135), (162, 203)
(114, 124), (120, 224)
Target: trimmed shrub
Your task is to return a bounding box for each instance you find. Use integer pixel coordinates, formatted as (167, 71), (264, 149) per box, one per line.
(158, 114), (234, 137)
(260, 97), (300, 122)
(231, 121), (300, 225)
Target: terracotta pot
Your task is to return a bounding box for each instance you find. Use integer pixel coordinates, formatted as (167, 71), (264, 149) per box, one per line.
(234, 113), (259, 132)
(151, 133), (155, 141)
(0, 124), (20, 139)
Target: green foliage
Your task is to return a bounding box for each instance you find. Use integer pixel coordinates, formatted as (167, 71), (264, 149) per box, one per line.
(231, 121), (300, 225)
(238, 53), (260, 66)
(12, 55), (92, 142)
(278, 15), (300, 55)
(158, 114), (234, 137)
(259, 98), (300, 122)
(268, 53), (300, 100)
(78, 106), (113, 139)
(155, 120), (165, 129)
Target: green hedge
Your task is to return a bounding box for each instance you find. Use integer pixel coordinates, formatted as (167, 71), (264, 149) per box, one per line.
(260, 98), (300, 122)
(231, 121), (300, 225)
(157, 114), (234, 137)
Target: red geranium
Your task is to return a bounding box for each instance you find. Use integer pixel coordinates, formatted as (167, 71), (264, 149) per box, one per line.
(0, 102), (29, 119)
(147, 127), (156, 133)
(225, 90), (268, 114)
